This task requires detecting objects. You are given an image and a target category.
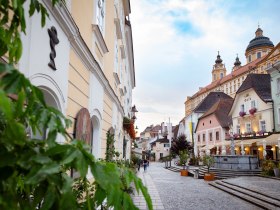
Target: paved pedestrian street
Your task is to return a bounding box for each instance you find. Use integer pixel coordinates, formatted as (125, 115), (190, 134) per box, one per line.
(133, 162), (265, 210)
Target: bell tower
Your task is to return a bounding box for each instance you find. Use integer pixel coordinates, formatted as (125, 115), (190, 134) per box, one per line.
(212, 51), (227, 82)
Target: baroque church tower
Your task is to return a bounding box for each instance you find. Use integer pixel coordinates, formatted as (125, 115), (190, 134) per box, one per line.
(212, 52), (226, 82)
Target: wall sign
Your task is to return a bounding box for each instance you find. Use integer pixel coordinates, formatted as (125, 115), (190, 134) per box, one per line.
(48, 26), (59, 70)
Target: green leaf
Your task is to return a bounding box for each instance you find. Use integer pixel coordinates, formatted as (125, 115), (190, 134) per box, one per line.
(75, 151), (88, 177)
(31, 154), (52, 164)
(0, 90), (12, 119)
(41, 185), (56, 210)
(93, 185), (106, 207)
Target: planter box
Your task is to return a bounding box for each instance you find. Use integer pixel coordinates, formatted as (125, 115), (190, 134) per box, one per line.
(204, 173), (215, 181)
(180, 170), (188, 176)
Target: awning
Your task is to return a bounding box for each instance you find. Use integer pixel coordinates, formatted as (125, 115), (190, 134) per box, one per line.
(257, 134), (280, 146)
(200, 144), (216, 151)
(237, 139), (257, 146)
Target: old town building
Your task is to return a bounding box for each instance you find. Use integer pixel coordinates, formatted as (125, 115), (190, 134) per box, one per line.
(17, 0), (136, 166)
(184, 27), (275, 117)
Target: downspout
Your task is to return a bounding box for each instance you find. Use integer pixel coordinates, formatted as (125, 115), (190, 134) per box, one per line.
(272, 100), (275, 132)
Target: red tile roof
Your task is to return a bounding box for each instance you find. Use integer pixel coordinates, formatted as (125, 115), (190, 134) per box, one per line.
(199, 98), (233, 128)
(189, 57), (265, 99)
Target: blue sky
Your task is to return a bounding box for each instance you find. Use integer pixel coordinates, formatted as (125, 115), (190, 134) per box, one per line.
(130, 0), (280, 134)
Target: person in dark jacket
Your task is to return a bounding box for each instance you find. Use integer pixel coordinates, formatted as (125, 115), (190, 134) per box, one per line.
(137, 159), (142, 171)
(143, 159), (148, 171)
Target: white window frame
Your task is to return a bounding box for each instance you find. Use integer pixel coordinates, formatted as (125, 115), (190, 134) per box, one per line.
(96, 0), (106, 33)
(278, 107), (280, 124)
(259, 120), (266, 131)
(246, 123), (251, 133)
(236, 125), (240, 134)
(114, 34), (119, 73)
(241, 104), (245, 112)
(277, 78), (280, 94)
(251, 100), (256, 108)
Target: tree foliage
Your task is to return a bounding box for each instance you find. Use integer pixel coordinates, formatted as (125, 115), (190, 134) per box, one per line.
(170, 134), (193, 156)
(0, 1), (152, 209)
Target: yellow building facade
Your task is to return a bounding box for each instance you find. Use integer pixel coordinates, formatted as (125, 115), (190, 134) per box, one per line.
(67, 0), (135, 160)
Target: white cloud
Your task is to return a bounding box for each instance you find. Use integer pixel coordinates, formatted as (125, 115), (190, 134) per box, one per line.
(130, 0), (280, 133)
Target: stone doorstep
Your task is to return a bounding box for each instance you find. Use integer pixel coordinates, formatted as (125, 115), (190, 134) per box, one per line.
(222, 180), (280, 202)
(209, 182), (278, 210)
(216, 181), (280, 207)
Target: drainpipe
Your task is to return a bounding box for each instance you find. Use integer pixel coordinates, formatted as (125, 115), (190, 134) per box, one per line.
(272, 100), (275, 132)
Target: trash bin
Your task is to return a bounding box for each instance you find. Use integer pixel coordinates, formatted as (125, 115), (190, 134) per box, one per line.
(194, 169), (199, 179)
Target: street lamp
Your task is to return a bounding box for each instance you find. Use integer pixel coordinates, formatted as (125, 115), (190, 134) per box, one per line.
(131, 105), (138, 122)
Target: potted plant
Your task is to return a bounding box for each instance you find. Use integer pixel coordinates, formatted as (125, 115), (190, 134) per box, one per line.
(261, 160), (275, 176)
(203, 155), (215, 181)
(179, 150), (189, 176)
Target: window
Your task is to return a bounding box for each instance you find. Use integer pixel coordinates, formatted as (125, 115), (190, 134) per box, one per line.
(278, 107), (280, 124)
(216, 131), (219, 140)
(220, 73), (224, 78)
(114, 35), (118, 72)
(164, 143), (170, 147)
(236, 125), (240, 134)
(257, 52), (261, 59)
(241, 104), (245, 112)
(246, 123), (251, 133)
(277, 78), (280, 94)
(260, 120), (266, 131)
(96, 0), (105, 32)
(198, 135), (200, 142)
(249, 55), (252, 62)
(203, 134), (205, 142)
(251, 100), (256, 108)
(209, 133), (212, 141)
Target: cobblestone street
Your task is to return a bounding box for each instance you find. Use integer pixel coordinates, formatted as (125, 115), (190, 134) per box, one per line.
(134, 162), (264, 210)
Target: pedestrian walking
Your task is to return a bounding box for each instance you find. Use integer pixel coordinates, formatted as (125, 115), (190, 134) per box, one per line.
(143, 159), (148, 172)
(137, 159), (142, 171)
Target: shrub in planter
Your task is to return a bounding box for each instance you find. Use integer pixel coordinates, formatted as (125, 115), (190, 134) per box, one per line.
(261, 160), (276, 176)
(203, 155), (215, 181)
(179, 150), (189, 176)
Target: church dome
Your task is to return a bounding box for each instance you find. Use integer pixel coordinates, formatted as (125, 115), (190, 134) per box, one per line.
(246, 27), (274, 52)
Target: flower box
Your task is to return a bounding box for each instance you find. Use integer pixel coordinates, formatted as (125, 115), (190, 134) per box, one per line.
(239, 111), (246, 117)
(249, 107), (257, 115)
